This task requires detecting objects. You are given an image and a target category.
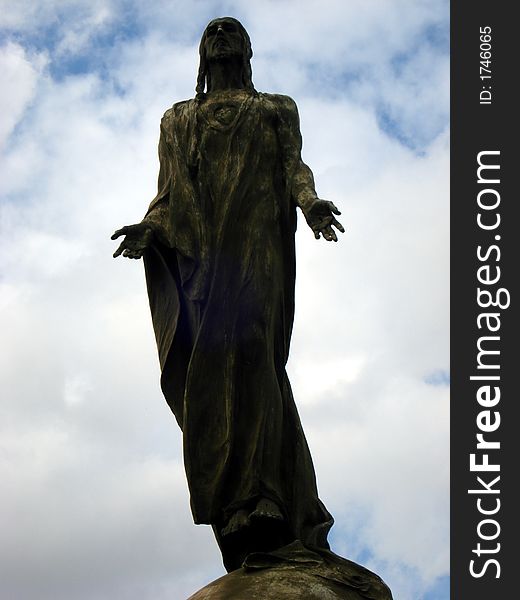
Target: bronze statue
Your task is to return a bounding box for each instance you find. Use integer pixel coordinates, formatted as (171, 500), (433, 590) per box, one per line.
(112, 18), (390, 598)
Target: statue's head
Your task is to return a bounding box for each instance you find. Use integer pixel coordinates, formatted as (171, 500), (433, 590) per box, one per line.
(196, 17), (254, 95)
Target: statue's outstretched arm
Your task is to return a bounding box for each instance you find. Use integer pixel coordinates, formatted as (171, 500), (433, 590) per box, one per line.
(277, 96), (345, 242)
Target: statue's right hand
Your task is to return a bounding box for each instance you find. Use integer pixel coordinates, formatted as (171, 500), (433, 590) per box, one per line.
(111, 222), (154, 259)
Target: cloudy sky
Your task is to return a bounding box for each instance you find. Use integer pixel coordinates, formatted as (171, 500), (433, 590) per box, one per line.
(0, 1), (449, 598)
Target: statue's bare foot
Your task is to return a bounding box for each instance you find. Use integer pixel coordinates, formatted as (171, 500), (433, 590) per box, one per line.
(250, 498), (284, 522)
(221, 509), (250, 537)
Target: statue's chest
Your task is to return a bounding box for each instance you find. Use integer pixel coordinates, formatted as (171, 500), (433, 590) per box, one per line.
(201, 99), (244, 129)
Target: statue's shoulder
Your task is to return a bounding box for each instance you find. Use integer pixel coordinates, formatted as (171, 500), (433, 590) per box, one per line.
(161, 98), (197, 129)
(259, 93), (298, 114)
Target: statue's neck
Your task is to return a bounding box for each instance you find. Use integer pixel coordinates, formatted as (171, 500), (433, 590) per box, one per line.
(207, 58), (245, 92)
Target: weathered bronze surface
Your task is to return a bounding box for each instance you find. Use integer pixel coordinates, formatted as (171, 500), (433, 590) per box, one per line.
(112, 17), (391, 598)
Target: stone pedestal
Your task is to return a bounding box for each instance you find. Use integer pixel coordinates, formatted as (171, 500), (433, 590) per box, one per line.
(188, 542), (392, 600)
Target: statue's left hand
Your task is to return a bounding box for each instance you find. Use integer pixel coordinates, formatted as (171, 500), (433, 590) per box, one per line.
(304, 199), (345, 242)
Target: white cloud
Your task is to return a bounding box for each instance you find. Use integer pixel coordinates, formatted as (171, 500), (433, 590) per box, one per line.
(0, 42), (47, 149)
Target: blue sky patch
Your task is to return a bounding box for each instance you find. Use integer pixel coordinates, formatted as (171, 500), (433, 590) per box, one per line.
(425, 369), (450, 386)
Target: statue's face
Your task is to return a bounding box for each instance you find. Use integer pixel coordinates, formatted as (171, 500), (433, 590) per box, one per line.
(204, 18), (244, 61)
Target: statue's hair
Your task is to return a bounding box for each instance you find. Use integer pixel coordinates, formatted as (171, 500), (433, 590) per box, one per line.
(196, 17), (255, 97)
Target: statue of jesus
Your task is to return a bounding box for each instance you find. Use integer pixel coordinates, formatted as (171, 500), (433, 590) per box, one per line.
(112, 16), (344, 572)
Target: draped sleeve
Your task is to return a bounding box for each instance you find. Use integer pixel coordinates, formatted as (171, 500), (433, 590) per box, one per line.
(142, 114), (174, 247)
(274, 95), (320, 214)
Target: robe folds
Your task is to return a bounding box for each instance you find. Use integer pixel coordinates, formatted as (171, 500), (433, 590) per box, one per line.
(142, 91), (334, 566)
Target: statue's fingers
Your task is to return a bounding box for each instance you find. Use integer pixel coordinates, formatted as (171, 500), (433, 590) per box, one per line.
(323, 226), (337, 242)
(328, 202), (341, 215)
(111, 226), (129, 240)
(332, 217), (345, 233)
(311, 223), (320, 234)
(129, 243), (146, 254)
(113, 241), (126, 258)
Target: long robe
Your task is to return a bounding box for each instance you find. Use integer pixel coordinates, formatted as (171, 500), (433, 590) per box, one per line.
(142, 90), (334, 570)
